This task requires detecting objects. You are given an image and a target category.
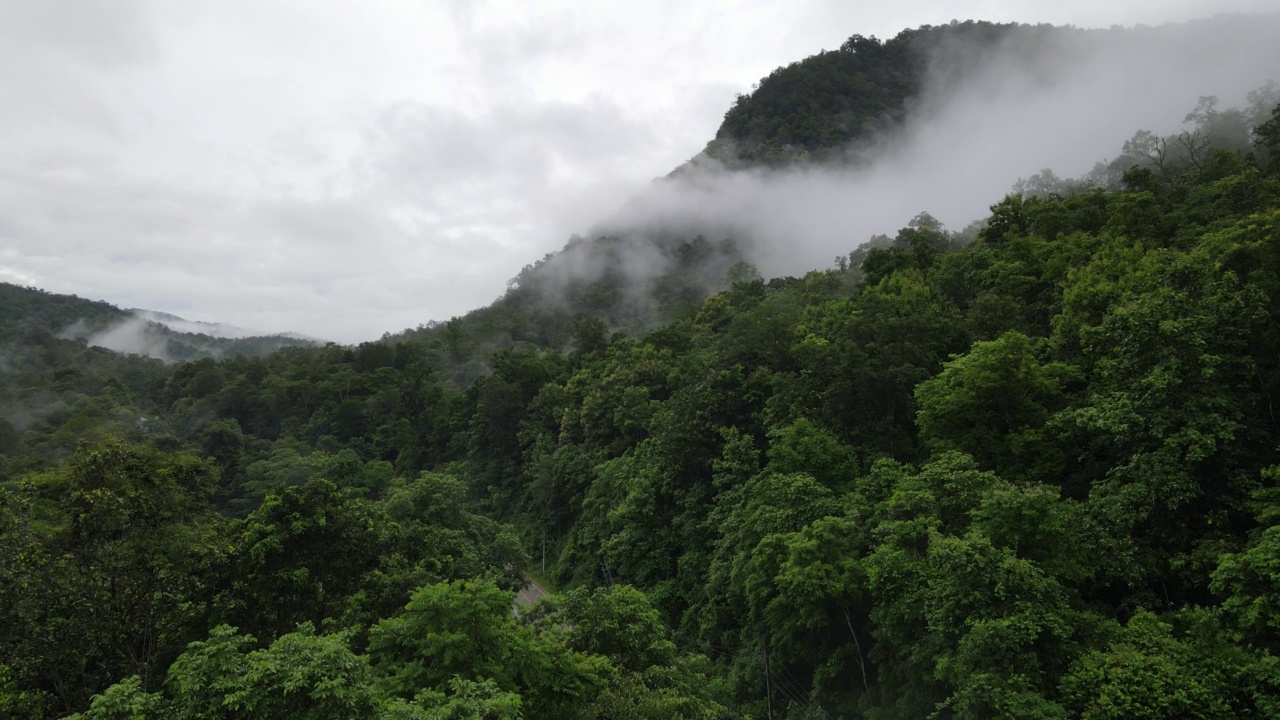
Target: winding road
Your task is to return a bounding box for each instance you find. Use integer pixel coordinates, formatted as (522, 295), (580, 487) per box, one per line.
(514, 574), (550, 609)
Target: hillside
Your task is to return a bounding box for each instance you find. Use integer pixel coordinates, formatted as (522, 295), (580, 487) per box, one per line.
(704, 21), (1058, 167)
(392, 17), (1280, 387)
(384, 232), (752, 385)
(3, 18), (1280, 720)
(375, 22), (1035, 380)
(0, 284), (323, 482)
(0, 283), (321, 363)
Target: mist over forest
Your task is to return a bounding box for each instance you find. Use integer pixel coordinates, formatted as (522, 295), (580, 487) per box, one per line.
(602, 14), (1280, 278)
(4, 12), (1280, 720)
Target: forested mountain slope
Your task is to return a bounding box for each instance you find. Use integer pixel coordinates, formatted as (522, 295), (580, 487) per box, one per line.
(4, 19), (1280, 720)
(704, 20), (1052, 167)
(0, 284), (321, 483)
(700, 17), (1276, 170)
(384, 232), (752, 386)
(390, 17), (1280, 387)
(381, 23), (1033, 369)
(1, 283), (319, 363)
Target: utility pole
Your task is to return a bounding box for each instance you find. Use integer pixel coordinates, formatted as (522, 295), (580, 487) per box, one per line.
(762, 634), (774, 720)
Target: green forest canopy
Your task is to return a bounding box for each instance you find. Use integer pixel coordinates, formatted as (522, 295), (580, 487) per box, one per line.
(4, 22), (1280, 720)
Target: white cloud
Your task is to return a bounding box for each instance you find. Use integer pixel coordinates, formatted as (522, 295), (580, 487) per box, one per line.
(603, 14), (1280, 277)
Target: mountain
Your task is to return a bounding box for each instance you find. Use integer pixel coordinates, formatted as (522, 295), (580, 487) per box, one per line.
(377, 21), (1022, 378)
(0, 283), (324, 484)
(128, 309), (255, 340)
(0, 283), (323, 363)
(384, 232), (752, 384)
(388, 16), (1280, 384)
(695, 16), (1277, 170)
(4, 17), (1280, 720)
(698, 20), (1054, 168)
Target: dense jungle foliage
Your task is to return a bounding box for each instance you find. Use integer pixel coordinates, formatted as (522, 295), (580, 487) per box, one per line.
(4, 21), (1280, 720)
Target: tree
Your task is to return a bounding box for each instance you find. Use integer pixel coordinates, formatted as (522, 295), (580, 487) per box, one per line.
(74, 625), (384, 720)
(916, 331), (1071, 479)
(796, 269), (965, 458)
(1255, 102), (1280, 173)
(0, 440), (227, 715)
(224, 478), (388, 638)
(167, 624), (381, 720)
(369, 581), (517, 698)
(369, 580), (610, 719)
(1212, 524), (1280, 649)
(1060, 613), (1229, 720)
(557, 585), (675, 672)
(568, 314), (609, 364)
(757, 515), (874, 713)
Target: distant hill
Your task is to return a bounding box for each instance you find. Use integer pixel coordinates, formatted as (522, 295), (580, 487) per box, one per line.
(0, 283), (321, 363)
(128, 309), (256, 340)
(0, 283), (324, 479)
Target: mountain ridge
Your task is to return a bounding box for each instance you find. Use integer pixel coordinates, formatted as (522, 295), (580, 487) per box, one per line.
(3, 16), (1280, 717)
(0, 282), (323, 363)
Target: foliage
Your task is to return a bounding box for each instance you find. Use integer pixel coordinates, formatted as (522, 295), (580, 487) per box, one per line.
(4, 47), (1280, 720)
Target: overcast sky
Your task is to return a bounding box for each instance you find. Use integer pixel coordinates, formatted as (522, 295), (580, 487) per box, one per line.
(0, 0), (1275, 343)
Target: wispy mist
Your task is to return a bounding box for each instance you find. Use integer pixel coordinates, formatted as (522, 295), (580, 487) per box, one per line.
(130, 310), (254, 340)
(58, 312), (322, 363)
(598, 15), (1280, 276)
(79, 316), (179, 362)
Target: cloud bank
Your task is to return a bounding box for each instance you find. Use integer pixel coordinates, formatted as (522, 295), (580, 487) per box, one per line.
(600, 15), (1280, 277)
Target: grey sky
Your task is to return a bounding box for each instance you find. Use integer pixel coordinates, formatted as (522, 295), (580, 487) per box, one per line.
(0, 1), (1274, 343)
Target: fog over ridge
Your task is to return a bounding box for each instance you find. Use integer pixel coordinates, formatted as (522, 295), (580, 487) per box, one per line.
(2, 4), (1277, 343)
(596, 14), (1280, 278)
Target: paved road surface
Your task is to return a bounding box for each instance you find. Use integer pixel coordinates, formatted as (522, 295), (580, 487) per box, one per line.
(514, 574), (550, 609)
